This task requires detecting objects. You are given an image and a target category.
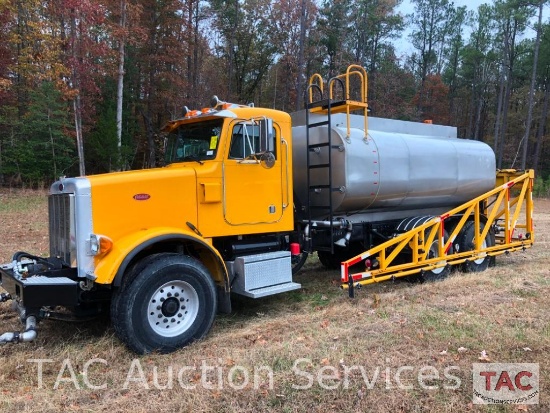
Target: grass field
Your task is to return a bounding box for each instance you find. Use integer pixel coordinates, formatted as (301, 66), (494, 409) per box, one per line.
(0, 189), (549, 412)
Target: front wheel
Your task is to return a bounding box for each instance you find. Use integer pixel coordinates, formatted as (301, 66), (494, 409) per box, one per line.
(111, 253), (217, 354)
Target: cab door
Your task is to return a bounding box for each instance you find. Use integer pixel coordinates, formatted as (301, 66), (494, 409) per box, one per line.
(223, 119), (285, 226)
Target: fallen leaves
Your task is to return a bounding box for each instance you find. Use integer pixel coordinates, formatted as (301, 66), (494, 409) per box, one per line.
(478, 350), (490, 362)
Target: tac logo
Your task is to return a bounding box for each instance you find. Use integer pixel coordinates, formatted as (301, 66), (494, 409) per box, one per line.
(472, 363), (539, 404)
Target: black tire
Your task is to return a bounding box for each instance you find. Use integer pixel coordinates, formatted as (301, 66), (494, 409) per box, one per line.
(421, 229), (451, 282)
(317, 244), (364, 270)
(111, 253), (164, 343)
(291, 250), (309, 274)
(111, 253), (217, 354)
(458, 221), (494, 272)
(288, 226), (308, 274)
(317, 250), (342, 269)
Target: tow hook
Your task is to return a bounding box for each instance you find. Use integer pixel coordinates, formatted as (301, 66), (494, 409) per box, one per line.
(0, 298), (38, 344)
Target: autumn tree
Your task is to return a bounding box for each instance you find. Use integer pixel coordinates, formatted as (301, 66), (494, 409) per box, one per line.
(268, 0), (318, 110)
(317, 0), (353, 78)
(408, 0), (456, 116)
(208, 0), (278, 104)
(458, 4), (497, 141)
(412, 74), (450, 124)
(492, 0), (532, 168)
(532, 23), (550, 176)
(519, 0), (547, 169)
(348, 0), (404, 73)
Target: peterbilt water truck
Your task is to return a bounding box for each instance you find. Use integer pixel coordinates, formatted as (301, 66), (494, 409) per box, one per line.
(0, 65), (535, 353)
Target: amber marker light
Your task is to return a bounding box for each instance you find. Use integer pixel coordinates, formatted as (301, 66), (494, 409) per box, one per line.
(89, 234), (113, 256)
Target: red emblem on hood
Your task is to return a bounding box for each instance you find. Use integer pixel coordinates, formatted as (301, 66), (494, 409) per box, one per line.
(133, 194), (151, 201)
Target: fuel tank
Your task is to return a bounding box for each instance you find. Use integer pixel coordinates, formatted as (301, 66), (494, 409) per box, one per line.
(290, 112), (496, 221)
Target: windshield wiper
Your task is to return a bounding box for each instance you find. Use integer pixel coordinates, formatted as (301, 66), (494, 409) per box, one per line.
(182, 155), (204, 165)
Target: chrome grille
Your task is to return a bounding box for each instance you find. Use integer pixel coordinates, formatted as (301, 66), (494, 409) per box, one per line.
(48, 193), (75, 265)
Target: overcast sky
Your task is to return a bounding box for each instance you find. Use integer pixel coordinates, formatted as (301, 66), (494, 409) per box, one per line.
(392, 0), (549, 58)
(397, 0), (489, 16)
(394, 0), (490, 57)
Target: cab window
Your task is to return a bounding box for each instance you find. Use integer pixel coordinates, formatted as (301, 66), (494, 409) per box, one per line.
(165, 119), (223, 164)
(229, 122), (276, 160)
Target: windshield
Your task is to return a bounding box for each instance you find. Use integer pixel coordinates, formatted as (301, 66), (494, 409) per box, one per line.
(165, 119), (223, 164)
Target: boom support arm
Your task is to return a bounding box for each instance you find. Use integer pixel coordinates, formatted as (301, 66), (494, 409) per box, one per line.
(341, 170), (535, 294)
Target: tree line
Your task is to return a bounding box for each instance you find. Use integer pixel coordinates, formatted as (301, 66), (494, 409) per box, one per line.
(0, 0), (549, 187)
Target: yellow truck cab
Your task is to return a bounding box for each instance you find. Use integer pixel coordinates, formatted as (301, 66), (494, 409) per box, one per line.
(1, 100), (304, 354)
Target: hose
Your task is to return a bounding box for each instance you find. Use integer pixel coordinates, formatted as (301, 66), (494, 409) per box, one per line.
(0, 315), (37, 344)
(12, 251), (52, 268)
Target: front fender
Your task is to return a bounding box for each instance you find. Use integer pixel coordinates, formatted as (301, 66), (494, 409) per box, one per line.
(93, 227), (228, 290)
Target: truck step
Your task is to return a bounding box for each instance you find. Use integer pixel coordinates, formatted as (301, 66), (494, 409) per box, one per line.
(234, 282), (301, 299)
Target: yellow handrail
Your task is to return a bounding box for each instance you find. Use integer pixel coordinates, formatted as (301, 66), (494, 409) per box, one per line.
(307, 65), (369, 138)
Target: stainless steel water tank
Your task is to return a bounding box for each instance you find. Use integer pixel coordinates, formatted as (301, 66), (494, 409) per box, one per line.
(291, 112), (496, 221)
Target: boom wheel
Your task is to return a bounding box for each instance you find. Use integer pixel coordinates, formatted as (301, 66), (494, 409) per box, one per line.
(458, 221), (494, 272)
(421, 229), (451, 282)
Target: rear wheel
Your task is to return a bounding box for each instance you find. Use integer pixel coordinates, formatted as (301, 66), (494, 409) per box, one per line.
(318, 244), (364, 270)
(111, 253), (217, 354)
(457, 221), (494, 272)
(420, 229), (451, 282)
(318, 250), (341, 269)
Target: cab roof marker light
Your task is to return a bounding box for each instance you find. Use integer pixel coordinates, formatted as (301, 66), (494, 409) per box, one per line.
(185, 109), (200, 118)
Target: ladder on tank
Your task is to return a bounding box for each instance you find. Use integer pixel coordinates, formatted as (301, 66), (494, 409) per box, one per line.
(304, 65), (369, 253)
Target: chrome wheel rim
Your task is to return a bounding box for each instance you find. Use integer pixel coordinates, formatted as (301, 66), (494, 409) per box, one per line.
(429, 239), (446, 274)
(473, 238), (488, 265)
(147, 280), (199, 337)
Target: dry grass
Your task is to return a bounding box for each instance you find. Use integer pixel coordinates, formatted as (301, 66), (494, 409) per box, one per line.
(1, 189), (549, 412)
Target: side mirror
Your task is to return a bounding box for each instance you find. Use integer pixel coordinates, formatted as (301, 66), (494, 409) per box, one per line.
(259, 118), (274, 153)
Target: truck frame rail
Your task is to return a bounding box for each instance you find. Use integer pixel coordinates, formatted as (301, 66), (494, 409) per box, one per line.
(341, 169), (535, 296)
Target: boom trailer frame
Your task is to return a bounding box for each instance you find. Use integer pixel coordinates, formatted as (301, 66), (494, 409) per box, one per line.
(341, 169), (535, 297)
